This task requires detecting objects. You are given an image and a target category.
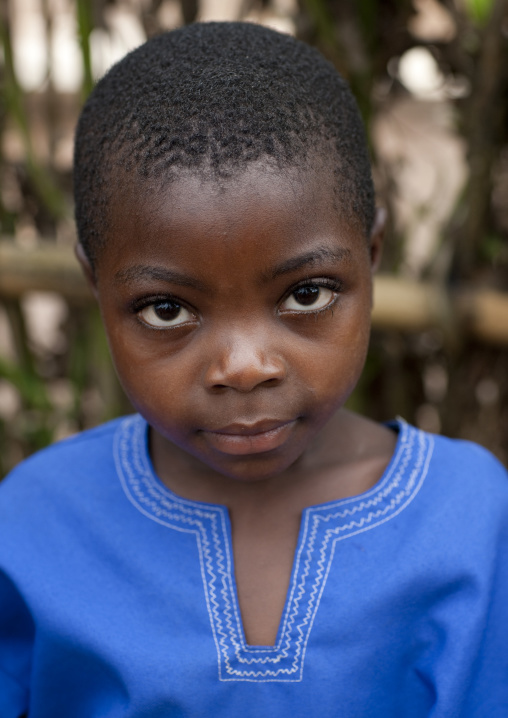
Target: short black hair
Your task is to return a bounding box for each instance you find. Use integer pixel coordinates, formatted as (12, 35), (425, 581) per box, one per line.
(74, 21), (375, 266)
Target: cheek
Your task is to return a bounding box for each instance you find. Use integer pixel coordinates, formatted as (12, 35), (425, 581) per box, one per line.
(104, 329), (192, 415)
(307, 325), (370, 399)
(114, 360), (193, 439)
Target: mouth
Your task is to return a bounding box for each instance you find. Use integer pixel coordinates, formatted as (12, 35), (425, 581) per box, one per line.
(201, 419), (297, 456)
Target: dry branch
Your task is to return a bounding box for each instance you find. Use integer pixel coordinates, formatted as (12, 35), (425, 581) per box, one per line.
(1, 241), (508, 344)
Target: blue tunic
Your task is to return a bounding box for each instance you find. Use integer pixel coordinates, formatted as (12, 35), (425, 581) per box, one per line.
(0, 415), (507, 717)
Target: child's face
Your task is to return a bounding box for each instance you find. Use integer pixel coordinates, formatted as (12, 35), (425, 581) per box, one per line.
(86, 164), (383, 483)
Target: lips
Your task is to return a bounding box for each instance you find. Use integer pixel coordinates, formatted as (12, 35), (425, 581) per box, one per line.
(201, 419), (296, 455)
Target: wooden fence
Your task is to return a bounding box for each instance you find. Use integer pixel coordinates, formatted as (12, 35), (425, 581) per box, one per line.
(1, 241), (508, 345)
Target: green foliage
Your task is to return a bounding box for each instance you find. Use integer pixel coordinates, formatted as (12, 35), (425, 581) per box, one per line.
(0, 355), (51, 412)
(480, 234), (507, 264)
(464, 0), (495, 26)
(0, 355), (55, 476)
(76, 0), (95, 100)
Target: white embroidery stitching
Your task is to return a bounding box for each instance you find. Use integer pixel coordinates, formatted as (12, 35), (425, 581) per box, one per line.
(115, 416), (433, 682)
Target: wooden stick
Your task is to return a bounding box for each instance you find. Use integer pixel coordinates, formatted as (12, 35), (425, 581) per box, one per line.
(0, 241), (91, 302)
(1, 241), (508, 344)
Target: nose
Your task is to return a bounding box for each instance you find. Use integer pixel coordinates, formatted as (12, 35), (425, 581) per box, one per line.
(203, 326), (286, 393)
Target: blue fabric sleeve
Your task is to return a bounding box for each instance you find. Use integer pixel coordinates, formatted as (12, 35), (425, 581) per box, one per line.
(462, 456), (508, 717)
(0, 570), (33, 717)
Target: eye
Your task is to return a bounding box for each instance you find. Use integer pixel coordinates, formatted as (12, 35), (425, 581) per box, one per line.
(138, 300), (195, 328)
(280, 284), (336, 313)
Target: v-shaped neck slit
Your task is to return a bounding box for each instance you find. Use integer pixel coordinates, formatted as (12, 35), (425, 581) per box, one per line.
(223, 506), (310, 649)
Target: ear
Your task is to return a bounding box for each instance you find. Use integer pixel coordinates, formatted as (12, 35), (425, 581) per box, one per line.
(369, 207), (386, 274)
(75, 243), (99, 300)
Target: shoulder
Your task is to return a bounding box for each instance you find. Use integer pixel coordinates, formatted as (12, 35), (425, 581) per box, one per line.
(0, 415), (141, 574)
(2, 414), (126, 476)
(390, 418), (508, 489)
(404, 424), (508, 538)
(427, 429), (508, 493)
(0, 415), (132, 510)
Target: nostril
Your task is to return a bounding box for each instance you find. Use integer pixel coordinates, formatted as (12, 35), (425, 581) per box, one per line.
(262, 378), (280, 387)
(209, 377), (281, 393)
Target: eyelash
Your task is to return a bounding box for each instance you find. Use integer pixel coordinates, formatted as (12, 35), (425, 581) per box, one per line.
(131, 294), (180, 314)
(130, 278), (343, 328)
(130, 295), (196, 327)
(280, 278), (343, 314)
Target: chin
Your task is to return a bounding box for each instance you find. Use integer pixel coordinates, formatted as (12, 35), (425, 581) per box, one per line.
(209, 450), (302, 483)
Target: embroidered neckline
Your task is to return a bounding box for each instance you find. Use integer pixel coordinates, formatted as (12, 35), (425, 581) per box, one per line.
(114, 415), (433, 682)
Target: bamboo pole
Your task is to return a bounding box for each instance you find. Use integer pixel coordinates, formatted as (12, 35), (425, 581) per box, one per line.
(0, 241), (91, 302)
(1, 241), (508, 344)
(372, 276), (450, 332)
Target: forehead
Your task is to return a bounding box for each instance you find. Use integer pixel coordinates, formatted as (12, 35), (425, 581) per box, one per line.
(99, 163), (366, 278)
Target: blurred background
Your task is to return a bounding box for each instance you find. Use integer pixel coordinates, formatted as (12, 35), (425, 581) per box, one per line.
(0, 0), (507, 478)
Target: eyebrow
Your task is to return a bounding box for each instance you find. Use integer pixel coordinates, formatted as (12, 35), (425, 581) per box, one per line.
(267, 246), (352, 280)
(114, 266), (208, 292)
(114, 246), (352, 289)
